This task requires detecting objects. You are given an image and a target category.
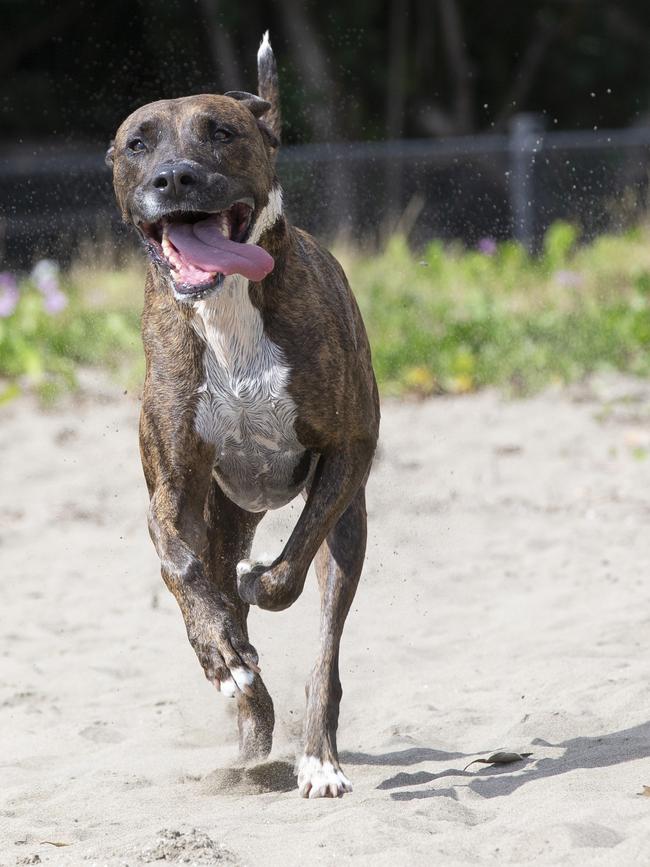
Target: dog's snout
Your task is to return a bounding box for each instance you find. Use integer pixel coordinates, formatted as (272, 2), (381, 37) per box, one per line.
(151, 162), (200, 198)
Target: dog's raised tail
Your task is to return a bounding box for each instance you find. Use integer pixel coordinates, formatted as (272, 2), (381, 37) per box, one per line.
(257, 31), (281, 143)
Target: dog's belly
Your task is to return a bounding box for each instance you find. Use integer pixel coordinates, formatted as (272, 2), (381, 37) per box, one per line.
(213, 435), (315, 513)
(192, 277), (316, 513)
(196, 389), (315, 512)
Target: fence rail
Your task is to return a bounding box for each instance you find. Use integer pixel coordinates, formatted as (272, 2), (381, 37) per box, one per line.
(1, 116), (650, 267)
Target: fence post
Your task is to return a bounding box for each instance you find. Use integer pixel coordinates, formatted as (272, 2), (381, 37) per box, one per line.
(508, 113), (545, 252)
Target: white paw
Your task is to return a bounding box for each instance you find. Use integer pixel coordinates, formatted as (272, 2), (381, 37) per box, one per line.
(236, 555), (273, 578)
(218, 666), (255, 698)
(297, 755), (353, 799)
(236, 559), (254, 579)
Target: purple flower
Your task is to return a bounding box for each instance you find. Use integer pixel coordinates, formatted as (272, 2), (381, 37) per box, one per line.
(0, 271), (19, 318)
(43, 289), (68, 314)
(477, 237), (497, 256)
(31, 259), (60, 294)
(31, 259), (67, 314)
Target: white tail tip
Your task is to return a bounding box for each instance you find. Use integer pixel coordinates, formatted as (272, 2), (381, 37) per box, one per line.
(258, 30), (272, 61)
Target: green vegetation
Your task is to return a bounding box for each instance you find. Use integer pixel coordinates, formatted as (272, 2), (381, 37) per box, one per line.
(343, 222), (650, 396)
(0, 260), (141, 403)
(2, 222), (650, 402)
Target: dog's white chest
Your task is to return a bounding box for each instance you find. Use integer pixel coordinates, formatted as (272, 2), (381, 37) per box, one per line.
(192, 276), (312, 512)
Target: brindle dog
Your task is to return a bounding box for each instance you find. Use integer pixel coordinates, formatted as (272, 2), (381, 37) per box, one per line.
(106, 33), (379, 798)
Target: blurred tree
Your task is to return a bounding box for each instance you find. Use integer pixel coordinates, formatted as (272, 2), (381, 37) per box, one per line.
(1, 0), (650, 146)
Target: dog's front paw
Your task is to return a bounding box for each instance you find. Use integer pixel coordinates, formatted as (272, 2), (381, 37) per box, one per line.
(236, 559), (271, 606)
(297, 755), (353, 799)
(237, 559), (303, 612)
(188, 620), (259, 698)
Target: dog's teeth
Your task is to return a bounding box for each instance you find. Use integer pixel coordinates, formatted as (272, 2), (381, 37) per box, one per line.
(162, 234), (182, 272)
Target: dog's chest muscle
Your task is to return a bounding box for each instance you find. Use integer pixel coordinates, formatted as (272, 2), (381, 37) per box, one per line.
(192, 277), (310, 512)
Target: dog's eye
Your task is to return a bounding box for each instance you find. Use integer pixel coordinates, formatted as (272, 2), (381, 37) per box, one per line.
(212, 127), (235, 143)
(127, 138), (147, 153)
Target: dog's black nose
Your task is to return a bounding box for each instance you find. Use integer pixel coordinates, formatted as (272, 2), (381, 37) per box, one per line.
(151, 162), (200, 198)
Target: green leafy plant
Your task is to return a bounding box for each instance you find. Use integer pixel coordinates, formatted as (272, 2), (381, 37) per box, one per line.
(0, 260), (141, 402)
(3, 222), (650, 403)
(340, 223), (650, 396)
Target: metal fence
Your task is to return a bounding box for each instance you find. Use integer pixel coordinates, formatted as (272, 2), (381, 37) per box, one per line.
(1, 115), (650, 268)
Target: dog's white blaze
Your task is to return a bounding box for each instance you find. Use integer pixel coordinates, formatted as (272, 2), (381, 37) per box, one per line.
(297, 755), (353, 799)
(249, 186), (283, 246)
(192, 191), (313, 513)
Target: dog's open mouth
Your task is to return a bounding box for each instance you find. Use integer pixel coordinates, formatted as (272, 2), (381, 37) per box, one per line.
(138, 200), (275, 298)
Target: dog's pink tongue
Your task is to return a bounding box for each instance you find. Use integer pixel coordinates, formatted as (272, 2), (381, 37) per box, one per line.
(167, 216), (274, 282)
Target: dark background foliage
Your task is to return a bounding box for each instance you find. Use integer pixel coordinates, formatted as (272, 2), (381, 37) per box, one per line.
(2, 0), (650, 149)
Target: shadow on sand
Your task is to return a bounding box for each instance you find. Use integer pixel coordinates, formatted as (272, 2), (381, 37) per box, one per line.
(344, 722), (650, 801)
(341, 746), (468, 767)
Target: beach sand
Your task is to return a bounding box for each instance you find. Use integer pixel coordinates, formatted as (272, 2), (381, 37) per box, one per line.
(2, 372), (650, 865)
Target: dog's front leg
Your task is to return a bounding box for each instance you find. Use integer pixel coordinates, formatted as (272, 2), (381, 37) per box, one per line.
(237, 440), (373, 612)
(148, 479), (261, 695)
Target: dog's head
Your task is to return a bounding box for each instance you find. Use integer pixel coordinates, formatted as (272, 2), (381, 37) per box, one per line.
(106, 92), (280, 301)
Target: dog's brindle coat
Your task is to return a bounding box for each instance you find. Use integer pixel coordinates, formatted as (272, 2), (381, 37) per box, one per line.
(107, 35), (379, 798)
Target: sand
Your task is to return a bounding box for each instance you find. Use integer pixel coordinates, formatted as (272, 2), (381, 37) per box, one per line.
(2, 371), (650, 866)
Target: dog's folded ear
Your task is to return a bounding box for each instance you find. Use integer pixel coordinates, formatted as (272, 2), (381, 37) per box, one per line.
(224, 91), (272, 118)
(105, 141), (115, 168)
(256, 121), (280, 150)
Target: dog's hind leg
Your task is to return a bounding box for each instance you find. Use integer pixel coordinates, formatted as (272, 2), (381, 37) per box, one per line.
(205, 479), (275, 761)
(297, 486), (367, 798)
